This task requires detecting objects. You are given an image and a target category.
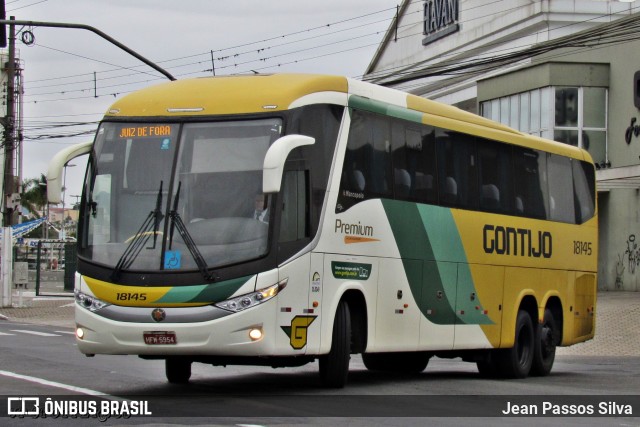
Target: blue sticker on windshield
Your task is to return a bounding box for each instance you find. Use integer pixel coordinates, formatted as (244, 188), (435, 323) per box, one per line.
(160, 138), (171, 150)
(164, 251), (181, 269)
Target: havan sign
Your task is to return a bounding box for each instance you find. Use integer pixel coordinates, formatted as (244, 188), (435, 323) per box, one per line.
(423, 0), (459, 45)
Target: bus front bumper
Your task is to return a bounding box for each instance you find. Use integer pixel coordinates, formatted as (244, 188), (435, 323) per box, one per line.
(74, 300), (278, 357)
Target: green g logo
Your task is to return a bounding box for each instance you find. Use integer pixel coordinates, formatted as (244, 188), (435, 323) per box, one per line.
(281, 315), (317, 349)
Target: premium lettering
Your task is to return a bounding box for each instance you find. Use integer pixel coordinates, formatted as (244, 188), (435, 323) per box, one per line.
(335, 219), (374, 237)
(483, 224), (552, 258)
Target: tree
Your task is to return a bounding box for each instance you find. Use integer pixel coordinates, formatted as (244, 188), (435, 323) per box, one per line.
(20, 174), (47, 218)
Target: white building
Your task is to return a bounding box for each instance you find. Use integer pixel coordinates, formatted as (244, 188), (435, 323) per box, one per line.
(364, 0), (640, 291)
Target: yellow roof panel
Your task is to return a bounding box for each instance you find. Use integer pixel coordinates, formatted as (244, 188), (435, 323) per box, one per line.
(106, 74), (349, 117)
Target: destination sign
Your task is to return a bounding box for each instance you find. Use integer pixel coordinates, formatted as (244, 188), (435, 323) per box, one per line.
(119, 125), (172, 139)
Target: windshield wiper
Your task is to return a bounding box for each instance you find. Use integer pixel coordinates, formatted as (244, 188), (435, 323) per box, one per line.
(168, 181), (217, 282)
(111, 181), (164, 282)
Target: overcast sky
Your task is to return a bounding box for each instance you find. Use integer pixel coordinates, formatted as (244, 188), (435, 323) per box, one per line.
(5, 0), (397, 205)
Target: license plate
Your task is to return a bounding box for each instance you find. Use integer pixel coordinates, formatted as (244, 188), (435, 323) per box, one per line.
(143, 331), (177, 345)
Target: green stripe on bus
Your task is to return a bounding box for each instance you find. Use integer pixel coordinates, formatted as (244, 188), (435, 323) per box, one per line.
(156, 275), (252, 304)
(348, 95), (423, 124)
(382, 200), (492, 325)
(382, 199), (457, 325)
(416, 204), (492, 325)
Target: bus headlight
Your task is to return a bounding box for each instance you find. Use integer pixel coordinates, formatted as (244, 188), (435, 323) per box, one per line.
(215, 279), (287, 313)
(74, 290), (110, 312)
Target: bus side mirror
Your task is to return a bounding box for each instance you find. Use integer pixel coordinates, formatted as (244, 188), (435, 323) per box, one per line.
(263, 134), (315, 193)
(47, 141), (92, 204)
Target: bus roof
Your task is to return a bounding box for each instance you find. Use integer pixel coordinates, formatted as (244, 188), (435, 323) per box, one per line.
(106, 74), (349, 117)
(105, 73), (591, 163)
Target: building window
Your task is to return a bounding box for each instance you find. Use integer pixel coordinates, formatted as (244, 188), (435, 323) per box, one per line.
(481, 86), (607, 164)
(554, 87), (607, 166)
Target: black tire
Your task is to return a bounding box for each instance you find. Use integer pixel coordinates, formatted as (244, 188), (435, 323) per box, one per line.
(363, 352), (430, 373)
(476, 352), (498, 378)
(165, 358), (192, 384)
(319, 301), (351, 388)
(495, 310), (534, 379)
(531, 308), (557, 376)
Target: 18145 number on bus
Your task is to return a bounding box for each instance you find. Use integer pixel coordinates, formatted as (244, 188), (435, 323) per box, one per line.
(116, 292), (147, 301)
(573, 240), (593, 256)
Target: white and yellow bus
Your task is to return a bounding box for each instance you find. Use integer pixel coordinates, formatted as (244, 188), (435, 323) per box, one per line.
(48, 74), (597, 387)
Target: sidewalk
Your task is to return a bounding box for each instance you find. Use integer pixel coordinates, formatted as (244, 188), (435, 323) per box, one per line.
(557, 291), (640, 357)
(0, 291), (74, 329)
(0, 290), (639, 356)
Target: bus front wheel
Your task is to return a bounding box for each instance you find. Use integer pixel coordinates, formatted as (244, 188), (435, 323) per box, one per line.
(165, 357), (192, 384)
(531, 308), (557, 376)
(319, 300), (351, 388)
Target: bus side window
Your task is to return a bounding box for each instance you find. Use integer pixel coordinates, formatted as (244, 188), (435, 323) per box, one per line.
(436, 131), (478, 209)
(513, 148), (549, 220)
(391, 121), (437, 204)
(477, 139), (513, 213)
(369, 115), (392, 197)
(547, 154), (576, 223)
(573, 160), (596, 224)
(338, 110), (391, 211)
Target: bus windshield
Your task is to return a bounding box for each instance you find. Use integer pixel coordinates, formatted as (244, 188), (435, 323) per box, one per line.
(79, 118), (283, 274)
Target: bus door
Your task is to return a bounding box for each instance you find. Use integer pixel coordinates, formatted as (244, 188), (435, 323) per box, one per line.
(274, 167), (316, 354)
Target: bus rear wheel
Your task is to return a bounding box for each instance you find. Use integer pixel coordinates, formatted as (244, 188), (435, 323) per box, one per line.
(362, 352), (430, 373)
(531, 308), (557, 376)
(165, 357), (192, 384)
(476, 352), (498, 377)
(495, 310), (534, 378)
(319, 300), (351, 388)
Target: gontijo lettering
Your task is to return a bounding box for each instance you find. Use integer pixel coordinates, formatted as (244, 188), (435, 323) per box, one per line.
(483, 224), (552, 258)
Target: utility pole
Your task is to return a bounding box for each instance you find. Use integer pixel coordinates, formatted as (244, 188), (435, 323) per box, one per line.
(0, 19), (176, 82)
(0, 17), (176, 227)
(2, 15), (16, 227)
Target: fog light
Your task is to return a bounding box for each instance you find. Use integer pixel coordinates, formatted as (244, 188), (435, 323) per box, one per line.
(76, 327), (85, 340)
(249, 328), (263, 341)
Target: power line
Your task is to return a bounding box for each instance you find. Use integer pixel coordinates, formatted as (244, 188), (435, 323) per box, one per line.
(24, 3), (400, 87)
(18, 0), (532, 100)
(364, 3), (640, 84)
(19, 1), (640, 125)
(7, 0), (48, 12)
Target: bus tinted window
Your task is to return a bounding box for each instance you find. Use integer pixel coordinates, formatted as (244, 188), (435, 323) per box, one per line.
(436, 131), (478, 209)
(370, 115), (393, 196)
(391, 121), (437, 204)
(573, 160), (596, 224)
(339, 110), (391, 211)
(478, 139), (513, 213)
(288, 104), (344, 236)
(548, 154), (576, 223)
(339, 108), (591, 226)
(513, 148), (549, 220)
